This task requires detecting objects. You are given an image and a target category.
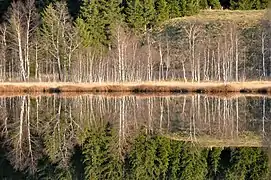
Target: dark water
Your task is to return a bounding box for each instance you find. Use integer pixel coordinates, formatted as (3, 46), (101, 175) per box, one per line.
(0, 94), (271, 179)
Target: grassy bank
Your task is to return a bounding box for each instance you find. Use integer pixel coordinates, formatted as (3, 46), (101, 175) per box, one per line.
(0, 81), (271, 94)
(168, 9), (265, 24)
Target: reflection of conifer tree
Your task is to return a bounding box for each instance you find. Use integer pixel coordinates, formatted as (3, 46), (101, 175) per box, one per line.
(0, 142), (27, 179)
(167, 140), (183, 179)
(83, 122), (123, 180)
(127, 134), (170, 179)
(207, 147), (223, 179)
(178, 143), (208, 180)
(32, 146), (85, 180)
(225, 147), (269, 180)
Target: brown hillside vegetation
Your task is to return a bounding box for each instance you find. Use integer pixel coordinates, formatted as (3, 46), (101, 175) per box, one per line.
(168, 10), (265, 24)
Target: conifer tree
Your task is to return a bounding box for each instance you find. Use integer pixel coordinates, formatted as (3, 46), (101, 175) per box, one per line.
(199, 0), (209, 9)
(142, 0), (156, 30)
(179, 0), (200, 16)
(154, 0), (169, 26)
(230, 0), (257, 10)
(77, 0), (122, 48)
(125, 0), (155, 33)
(125, 0), (145, 33)
(166, 0), (181, 18)
(208, 0), (221, 9)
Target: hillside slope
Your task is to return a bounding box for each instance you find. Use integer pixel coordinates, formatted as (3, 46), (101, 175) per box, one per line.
(153, 9), (270, 82)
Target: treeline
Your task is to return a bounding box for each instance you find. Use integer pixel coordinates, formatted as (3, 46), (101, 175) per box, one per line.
(0, 132), (269, 179)
(0, 0), (270, 82)
(0, 0), (269, 19)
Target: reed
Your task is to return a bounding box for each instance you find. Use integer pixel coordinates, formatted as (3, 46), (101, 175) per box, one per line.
(0, 81), (271, 94)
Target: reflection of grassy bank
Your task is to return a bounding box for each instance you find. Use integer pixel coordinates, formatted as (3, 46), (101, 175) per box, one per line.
(1, 81), (271, 94)
(164, 131), (262, 147)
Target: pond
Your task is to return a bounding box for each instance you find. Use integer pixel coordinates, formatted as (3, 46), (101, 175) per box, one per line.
(0, 94), (270, 179)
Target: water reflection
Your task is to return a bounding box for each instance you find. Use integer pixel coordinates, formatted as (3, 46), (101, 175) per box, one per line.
(0, 94), (270, 179)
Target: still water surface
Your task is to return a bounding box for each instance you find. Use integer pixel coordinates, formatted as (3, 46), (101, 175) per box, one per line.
(0, 94), (271, 179)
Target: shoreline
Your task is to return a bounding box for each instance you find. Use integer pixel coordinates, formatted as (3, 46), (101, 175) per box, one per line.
(0, 81), (271, 94)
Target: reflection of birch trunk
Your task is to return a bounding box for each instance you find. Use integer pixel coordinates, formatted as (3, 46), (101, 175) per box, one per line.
(148, 98), (153, 133)
(223, 99), (226, 134)
(189, 96), (194, 140)
(229, 99), (233, 137)
(159, 98), (164, 130)
(35, 97), (40, 129)
(26, 96), (34, 169)
(182, 96), (186, 114)
(166, 97), (170, 130)
(262, 97), (266, 135)
(119, 97), (122, 148)
(18, 96), (26, 163)
(204, 97), (207, 123)
(122, 97), (125, 141)
(197, 95), (201, 124)
(133, 97), (138, 129)
(236, 98), (239, 136)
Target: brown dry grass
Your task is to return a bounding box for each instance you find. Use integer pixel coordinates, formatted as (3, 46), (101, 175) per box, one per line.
(168, 9), (265, 25)
(0, 81), (271, 95)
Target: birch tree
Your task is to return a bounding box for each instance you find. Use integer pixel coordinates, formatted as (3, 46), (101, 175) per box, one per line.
(7, 0), (39, 81)
(41, 2), (80, 82)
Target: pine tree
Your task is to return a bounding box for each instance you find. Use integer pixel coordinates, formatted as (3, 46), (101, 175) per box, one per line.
(166, 0), (181, 18)
(199, 0), (209, 9)
(230, 0), (255, 10)
(179, 0), (200, 16)
(186, 0), (200, 15)
(125, 0), (155, 33)
(77, 0), (122, 48)
(142, 0), (156, 30)
(154, 0), (169, 26)
(208, 0), (221, 9)
(125, 0), (146, 33)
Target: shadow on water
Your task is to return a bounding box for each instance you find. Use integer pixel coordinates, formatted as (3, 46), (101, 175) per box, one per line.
(0, 94), (270, 179)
